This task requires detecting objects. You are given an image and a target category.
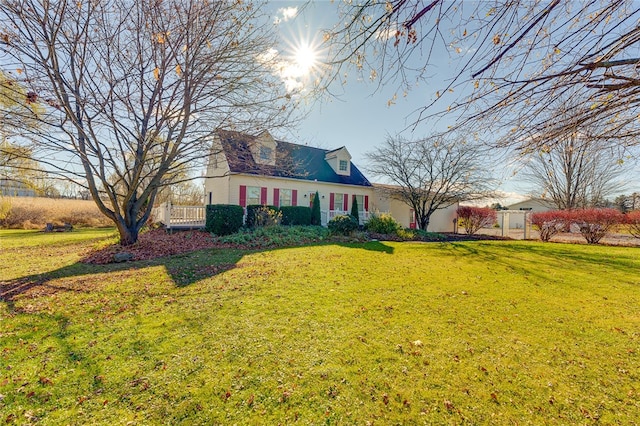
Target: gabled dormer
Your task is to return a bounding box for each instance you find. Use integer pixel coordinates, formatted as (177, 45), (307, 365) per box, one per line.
(325, 146), (352, 176)
(250, 130), (277, 166)
(207, 133), (230, 176)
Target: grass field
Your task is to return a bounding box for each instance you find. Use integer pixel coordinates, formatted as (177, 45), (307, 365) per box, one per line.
(0, 197), (112, 229)
(1, 229), (639, 424)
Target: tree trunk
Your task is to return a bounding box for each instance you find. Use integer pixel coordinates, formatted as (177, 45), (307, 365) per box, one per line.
(419, 215), (430, 231)
(116, 221), (140, 246)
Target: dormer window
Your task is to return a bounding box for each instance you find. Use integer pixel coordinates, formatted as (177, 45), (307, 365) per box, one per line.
(250, 130), (277, 165)
(260, 146), (272, 161)
(325, 146), (352, 176)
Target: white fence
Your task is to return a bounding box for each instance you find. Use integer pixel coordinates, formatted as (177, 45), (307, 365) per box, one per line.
(152, 203), (205, 229)
(496, 210), (532, 239)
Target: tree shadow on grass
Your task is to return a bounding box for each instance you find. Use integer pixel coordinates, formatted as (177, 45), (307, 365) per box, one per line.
(1, 238), (395, 309)
(445, 240), (640, 277)
(333, 240), (395, 254)
(0, 249), (243, 310)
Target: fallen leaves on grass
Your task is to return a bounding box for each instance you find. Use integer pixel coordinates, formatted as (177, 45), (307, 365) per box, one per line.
(81, 228), (514, 265)
(82, 229), (219, 264)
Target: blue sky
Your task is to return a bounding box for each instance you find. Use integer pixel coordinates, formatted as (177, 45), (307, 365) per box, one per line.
(269, 1), (450, 150)
(263, 1), (640, 203)
(265, 1), (530, 203)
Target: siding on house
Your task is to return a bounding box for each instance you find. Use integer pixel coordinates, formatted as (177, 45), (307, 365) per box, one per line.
(214, 174), (372, 214)
(204, 130), (458, 233)
(371, 185), (457, 232)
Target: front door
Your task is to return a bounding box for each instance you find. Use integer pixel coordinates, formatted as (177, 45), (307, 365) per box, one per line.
(409, 209), (416, 229)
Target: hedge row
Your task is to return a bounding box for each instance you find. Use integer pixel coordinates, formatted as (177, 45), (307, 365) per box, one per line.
(205, 204), (313, 235)
(531, 208), (631, 244)
(205, 205), (244, 236)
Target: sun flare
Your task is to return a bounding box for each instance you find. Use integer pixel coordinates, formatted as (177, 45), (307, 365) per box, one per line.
(271, 34), (325, 92)
(293, 43), (318, 75)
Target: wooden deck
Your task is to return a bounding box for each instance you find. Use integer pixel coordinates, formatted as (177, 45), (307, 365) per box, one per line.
(152, 204), (206, 230)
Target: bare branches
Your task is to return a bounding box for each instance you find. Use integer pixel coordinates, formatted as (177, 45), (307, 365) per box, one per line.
(471, 0), (562, 79)
(520, 101), (628, 209)
(366, 134), (495, 230)
(0, 0), (296, 244)
(327, 1), (640, 152)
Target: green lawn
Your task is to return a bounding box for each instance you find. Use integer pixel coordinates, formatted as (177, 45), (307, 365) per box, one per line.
(1, 229), (639, 424)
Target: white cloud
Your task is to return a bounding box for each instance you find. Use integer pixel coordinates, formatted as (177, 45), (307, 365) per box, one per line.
(375, 22), (400, 41)
(256, 48), (305, 93)
(274, 6), (298, 24)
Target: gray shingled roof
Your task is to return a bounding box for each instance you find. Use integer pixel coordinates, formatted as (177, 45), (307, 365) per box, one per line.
(216, 130), (372, 187)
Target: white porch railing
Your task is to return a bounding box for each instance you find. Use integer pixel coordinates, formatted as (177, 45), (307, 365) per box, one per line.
(152, 203), (205, 229)
(321, 209), (371, 226)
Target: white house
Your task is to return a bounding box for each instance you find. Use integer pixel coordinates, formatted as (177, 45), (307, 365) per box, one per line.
(202, 130), (457, 232)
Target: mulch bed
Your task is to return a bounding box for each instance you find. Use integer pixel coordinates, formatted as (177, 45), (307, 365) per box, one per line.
(81, 228), (638, 265)
(82, 229), (220, 264)
(82, 229), (515, 264)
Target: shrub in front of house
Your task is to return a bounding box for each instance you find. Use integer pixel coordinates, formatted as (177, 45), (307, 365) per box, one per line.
(245, 204), (280, 228)
(205, 204), (244, 236)
(457, 206), (497, 235)
(328, 214), (359, 236)
(364, 213), (402, 235)
(255, 206), (282, 228)
(569, 208), (623, 244)
(280, 206), (312, 226)
(350, 197), (359, 224)
(311, 191), (321, 226)
(531, 210), (569, 242)
(625, 210), (640, 239)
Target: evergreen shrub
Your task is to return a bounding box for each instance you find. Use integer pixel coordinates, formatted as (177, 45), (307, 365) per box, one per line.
(311, 191), (321, 226)
(350, 197), (359, 224)
(205, 204), (244, 236)
(280, 206), (312, 226)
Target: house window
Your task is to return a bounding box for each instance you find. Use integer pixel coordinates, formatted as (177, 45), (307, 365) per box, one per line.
(247, 186), (261, 205)
(259, 146), (272, 161)
(333, 193), (344, 211)
(339, 159), (348, 171)
(279, 189), (292, 207)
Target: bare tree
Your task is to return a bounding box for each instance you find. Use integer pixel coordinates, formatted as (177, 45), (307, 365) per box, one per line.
(0, 0), (296, 245)
(326, 1), (640, 150)
(366, 134), (495, 230)
(522, 130), (626, 210)
(0, 72), (44, 188)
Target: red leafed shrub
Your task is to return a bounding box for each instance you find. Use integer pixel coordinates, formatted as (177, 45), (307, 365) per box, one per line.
(531, 210), (570, 242)
(568, 208), (624, 244)
(624, 210), (640, 239)
(457, 206), (497, 235)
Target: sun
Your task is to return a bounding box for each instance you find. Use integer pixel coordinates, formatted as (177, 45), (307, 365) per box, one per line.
(274, 33), (325, 92)
(292, 42), (318, 75)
